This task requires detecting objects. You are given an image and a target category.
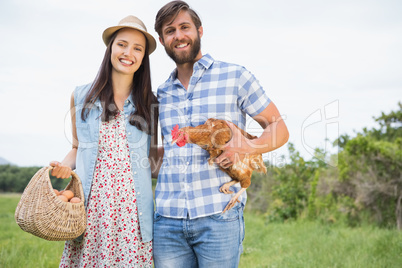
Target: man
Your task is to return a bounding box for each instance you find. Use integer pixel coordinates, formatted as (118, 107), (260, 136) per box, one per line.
(153, 1), (289, 267)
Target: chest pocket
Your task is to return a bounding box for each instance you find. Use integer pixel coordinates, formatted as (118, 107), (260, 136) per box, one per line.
(191, 91), (239, 123)
(126, 125), (149, 152)
(76, 122), (98, 149)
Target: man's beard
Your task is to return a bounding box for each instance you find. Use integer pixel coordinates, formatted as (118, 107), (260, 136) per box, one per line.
(165, 33), (201, 64)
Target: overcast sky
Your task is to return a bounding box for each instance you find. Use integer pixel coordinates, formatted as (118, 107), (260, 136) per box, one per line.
(0, 0), (401, 167)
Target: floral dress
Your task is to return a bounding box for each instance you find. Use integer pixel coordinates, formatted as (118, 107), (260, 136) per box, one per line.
(60, 111), (153, 267)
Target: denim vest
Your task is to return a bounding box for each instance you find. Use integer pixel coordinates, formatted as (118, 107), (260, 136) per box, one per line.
(74, 83), (153, 242)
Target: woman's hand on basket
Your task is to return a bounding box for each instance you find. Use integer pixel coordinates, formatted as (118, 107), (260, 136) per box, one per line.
(50, 161), (72, 179)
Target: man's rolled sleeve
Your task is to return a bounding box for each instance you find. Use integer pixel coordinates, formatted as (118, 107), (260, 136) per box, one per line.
(237, 67), (271, 117)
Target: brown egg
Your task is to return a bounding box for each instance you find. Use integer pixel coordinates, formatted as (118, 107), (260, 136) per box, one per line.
(59, 190), (65, 195)
(57, 195), (68, 202)
(62, 190), (74, 200)
(53, 189), (60, 196)
(69, 197), (82, 203)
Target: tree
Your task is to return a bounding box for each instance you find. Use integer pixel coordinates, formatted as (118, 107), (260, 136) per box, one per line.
(0, 165), (69, 193)
(337, 102), (402, 229)
(266, 143), (327, 222)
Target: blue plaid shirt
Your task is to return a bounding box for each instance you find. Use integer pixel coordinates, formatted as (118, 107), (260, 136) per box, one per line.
(156, 54), (271, 219)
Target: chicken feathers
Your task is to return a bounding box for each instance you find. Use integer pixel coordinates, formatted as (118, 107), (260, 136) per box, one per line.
(171, 118), (267, 212)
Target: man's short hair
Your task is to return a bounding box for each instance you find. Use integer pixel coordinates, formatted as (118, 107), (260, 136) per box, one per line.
(155, 0), (202, 39)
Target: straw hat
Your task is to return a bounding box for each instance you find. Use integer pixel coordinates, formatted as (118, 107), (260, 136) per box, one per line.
(102, 15), (157, 55)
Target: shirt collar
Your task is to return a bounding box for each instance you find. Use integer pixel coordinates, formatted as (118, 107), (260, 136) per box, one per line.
(126, 94), (135, 106)
(168, 53), (215, 82)
(93, 93), (135, 110)
(196, 53), (214, 70)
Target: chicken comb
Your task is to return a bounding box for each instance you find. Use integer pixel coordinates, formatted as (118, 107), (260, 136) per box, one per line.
(171, 124), (179, 140)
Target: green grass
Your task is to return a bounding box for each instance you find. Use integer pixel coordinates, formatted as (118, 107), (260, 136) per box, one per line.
(240, 211), (402, 268)
(1, 194), (401, 268)
(0, 193), (65, 268)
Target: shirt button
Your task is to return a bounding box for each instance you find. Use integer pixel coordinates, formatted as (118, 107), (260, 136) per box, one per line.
(137, 192), (140, 195)
(134, 171), (137, 175)
(186, 162), (190, 165)
(127, 132), (131, 135)
(139, 212), (143, 216)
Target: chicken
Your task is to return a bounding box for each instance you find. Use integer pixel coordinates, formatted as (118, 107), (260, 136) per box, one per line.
(171, 118), (267, 212)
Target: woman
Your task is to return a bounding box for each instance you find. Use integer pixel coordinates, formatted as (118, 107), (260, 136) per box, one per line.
(51, 15), (158, 267)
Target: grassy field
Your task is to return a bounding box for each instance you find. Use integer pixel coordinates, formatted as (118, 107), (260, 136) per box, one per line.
(240, 212), (402, 267)
(1, 193), (401, 268)
(0, 193), (65, 268)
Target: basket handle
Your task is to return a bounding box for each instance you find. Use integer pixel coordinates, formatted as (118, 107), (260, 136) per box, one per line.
(46, 166), (85, 202)
(47, 166), (82, 182)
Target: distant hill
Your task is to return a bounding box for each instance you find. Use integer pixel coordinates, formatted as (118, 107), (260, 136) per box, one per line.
(0, 157), (14, 165)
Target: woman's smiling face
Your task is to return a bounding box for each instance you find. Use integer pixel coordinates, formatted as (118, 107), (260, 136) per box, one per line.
(110, 28), (146, 76)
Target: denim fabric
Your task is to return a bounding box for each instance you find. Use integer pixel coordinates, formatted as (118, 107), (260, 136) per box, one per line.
(73, 83), (154, 242)
(153, 203), (245, 268)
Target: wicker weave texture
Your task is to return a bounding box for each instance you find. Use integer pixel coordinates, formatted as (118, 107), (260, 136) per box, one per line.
(15, 166), (87, 241)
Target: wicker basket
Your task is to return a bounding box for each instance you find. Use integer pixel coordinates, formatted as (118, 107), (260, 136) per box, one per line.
(15, 166), (86, 241)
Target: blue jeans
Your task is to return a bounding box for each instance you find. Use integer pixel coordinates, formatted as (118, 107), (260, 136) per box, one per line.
(153, 203), (245, 268)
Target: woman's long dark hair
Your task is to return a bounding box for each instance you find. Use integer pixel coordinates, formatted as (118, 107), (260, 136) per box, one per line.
(81, 30), (158, 135)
